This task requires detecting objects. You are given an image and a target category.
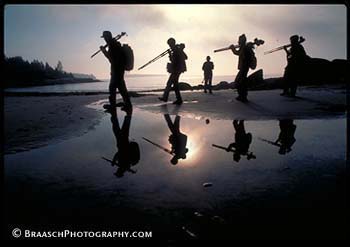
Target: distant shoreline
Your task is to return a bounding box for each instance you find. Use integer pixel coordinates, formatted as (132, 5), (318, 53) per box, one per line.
(4, 77), (101, 89)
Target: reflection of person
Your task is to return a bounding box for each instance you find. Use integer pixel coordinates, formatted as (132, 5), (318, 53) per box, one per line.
(275, 119), (296, 155)
(230, 34), (254, 102)
(164, 114), (188, 165)
(202, 56), (214, 94)
(281, 35), (309, 97)
(108, 109), (140, 177)
(158, 38), (188, 105)
(100, 31), (132, 113)
(227, 120), (255, 162)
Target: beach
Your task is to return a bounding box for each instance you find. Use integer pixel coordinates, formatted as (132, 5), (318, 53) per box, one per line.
(4, 86), (346, 154)
(4, 86), (347, 241)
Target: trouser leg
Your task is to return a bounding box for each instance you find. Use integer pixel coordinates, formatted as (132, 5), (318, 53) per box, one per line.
(290, 76), (297, 96)
(172, 73), (182, 101)
(162, 74), (173, 101)
(164, 114), (176, 133)
(283, 68), (292, 95)
(209, 76), (212, 93)
(235, 68), (248, 99)
(117, 79), (132, 108)
(204, 78), (208, 92)
(235, 70), (243, 97)
(109, 76), (117, 106)
(241, 69), (248, 99)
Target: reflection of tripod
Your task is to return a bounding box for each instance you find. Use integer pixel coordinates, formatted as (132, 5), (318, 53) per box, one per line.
(258, 137), (293, 155)
(142, 137), (173, 156)
(212, 144), (256, 160)
(258, 137), (281, 147)
(101, 156), (137, 174)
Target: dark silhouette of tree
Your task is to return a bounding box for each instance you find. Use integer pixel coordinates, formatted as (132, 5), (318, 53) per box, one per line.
(55, 61), (63, 72)
(4, 56), (74, 88)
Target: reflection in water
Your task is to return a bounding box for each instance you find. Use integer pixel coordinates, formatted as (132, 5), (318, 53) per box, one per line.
(164, 114), (189, 165)
(213, 120), (256, 162)
(103, 109), (140, 178)
(4, 107), (346, 238)
(143, 113), (189, 165)
(277, 119), (297, 155)
(259, 119), (297, 155)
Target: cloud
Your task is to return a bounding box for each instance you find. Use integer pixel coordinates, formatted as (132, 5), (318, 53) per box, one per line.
(4, 4), (347, 79)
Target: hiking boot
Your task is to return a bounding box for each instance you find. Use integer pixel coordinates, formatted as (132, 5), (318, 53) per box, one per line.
(172, 99), (183, 105)
(121, 105), (133, 115)
(158, 97), (167, 102)
(103, 104), (116, 111)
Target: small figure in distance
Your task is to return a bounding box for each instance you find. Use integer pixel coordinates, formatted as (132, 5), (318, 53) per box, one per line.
(202, 56), (214, 94)
(100, 30), (132, 114)
(158, 38), (188, 105)
(281, 35), (309, 97)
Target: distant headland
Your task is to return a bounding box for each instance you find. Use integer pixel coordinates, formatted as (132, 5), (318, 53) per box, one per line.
(4, 56), (100, 88)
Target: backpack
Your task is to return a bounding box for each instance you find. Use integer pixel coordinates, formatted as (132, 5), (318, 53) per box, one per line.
(177, 43), (187, 72)
(247, 45), (257, 70)
(122, 44), (134, 71)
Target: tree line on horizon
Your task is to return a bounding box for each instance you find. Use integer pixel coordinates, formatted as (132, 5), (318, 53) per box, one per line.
(4, 56), (75, 88)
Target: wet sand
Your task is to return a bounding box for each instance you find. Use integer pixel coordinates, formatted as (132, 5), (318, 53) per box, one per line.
(4, 86), (346, 154)
(4, 87), (347, 241)
(4, 95), (105, 154)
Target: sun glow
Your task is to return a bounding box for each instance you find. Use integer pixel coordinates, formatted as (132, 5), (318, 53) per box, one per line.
(177, 124), (207, 167)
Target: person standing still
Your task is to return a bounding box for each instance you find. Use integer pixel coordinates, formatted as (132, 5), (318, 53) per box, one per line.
(202, 56), (214, 94)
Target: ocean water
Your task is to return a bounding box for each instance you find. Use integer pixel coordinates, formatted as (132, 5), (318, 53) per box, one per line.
(5, 74), (280, 93)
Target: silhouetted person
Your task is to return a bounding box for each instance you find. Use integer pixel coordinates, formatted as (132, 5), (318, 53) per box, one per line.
(108, 109), (140, 177)
(227, 120), (255, 162)
(100, 31), (132, 113)
(202, 56), (214, 94)
(230, 34), (254, 102)
(281, 35), (309, 97)
(158, 38), (188, 105)
(275, 119), (296, 155)
(164, 114), (188, 165)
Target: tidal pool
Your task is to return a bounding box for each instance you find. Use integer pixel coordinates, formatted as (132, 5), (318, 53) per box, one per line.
(4, 106), (346, 241)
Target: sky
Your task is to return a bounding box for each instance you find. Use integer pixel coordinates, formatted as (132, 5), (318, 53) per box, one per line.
(4, 4), (347, 79)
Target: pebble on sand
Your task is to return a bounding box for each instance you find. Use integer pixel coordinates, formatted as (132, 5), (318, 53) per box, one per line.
(203, 182), (213, 187)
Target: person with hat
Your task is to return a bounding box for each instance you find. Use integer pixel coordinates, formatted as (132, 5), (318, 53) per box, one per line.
(158, 38), (188, 105)
(230, 34), (254, 102)
(281, 35), (309, 97)
(100, 30), (132, 113)
(202, 56), (214, 94)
